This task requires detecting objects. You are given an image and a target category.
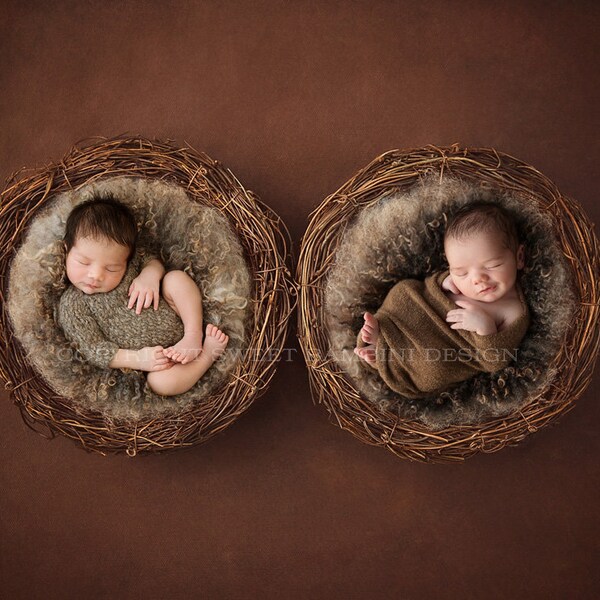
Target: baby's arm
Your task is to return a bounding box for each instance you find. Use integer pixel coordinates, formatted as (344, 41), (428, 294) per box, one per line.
(128, 258), (166, 314)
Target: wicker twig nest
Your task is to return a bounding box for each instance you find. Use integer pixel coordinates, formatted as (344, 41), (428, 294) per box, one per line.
(0, 136), (295, 455)
(298, 145), (599, 463)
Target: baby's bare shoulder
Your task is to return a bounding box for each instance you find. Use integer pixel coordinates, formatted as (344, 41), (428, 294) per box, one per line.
(497, 295), (526, 329)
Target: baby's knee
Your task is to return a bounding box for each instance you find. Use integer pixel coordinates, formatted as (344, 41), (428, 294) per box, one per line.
(162, 269), (201, 294)
(162, 269), (187, 288)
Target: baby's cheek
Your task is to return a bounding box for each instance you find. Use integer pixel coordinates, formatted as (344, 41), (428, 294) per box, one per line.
(65, 263), (78, 284)
(453, 277), (465, 292)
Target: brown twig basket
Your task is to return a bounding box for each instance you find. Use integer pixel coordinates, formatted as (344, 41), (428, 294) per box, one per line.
(0, 136), (295, 455)
(297, 145), (599, 463)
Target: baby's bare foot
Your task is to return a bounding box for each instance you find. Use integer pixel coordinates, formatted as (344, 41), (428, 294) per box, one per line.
(354, 344), (376, 365)
(202, 324), (229, 361)
(163, 330), (203, 365)
(359, 312), (380, 345)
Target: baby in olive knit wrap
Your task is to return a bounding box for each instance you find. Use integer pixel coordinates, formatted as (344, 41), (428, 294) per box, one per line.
(57, 196), (229, 396)
(354, 202), (530, 398)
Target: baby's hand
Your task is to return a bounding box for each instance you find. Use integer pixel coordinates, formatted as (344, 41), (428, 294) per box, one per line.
(442, 275), (461, 294)
(446, 300), (497, 336)
(136, 346), (175, 372)
(128, 271), (160, 314)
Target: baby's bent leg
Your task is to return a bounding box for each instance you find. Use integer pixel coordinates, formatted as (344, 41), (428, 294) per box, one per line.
(147, 354), (212, 396)
(162, 270), (204, 364)
(148, 324), (229, 396)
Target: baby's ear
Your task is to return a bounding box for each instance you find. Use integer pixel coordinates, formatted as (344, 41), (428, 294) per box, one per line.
(516, 244), (525, 269)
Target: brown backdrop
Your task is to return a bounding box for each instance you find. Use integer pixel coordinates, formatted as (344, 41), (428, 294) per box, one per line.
(1, 2), (599, 599)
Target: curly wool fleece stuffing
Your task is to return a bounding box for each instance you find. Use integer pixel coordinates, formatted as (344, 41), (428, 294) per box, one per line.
(325, 176), (577, 429)
(8, 177), (251, 421)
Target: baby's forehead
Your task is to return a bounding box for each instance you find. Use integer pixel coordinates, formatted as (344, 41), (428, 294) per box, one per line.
(443, 230), (514, 264)
(71, 235), (131, 256)
(444, 226), (507, 247)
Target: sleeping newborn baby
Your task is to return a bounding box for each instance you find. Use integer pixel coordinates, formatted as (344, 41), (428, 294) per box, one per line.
(354, 201), (530, 398)
(57, 195), (229, 396)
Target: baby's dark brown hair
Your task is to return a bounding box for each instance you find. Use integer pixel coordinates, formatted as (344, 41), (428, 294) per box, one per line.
(64, 195), (138, 259)
(445, 201), (520, 252)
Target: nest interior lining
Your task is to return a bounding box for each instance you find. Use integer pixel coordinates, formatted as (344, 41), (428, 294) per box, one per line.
(7, 176), (251, 421)
(324, 176), (578, 430)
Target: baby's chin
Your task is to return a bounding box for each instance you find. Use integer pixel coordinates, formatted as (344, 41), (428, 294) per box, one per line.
(75, 283), (106, 294)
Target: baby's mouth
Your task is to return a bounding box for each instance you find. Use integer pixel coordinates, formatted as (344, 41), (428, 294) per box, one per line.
(478, 285), (496, 295)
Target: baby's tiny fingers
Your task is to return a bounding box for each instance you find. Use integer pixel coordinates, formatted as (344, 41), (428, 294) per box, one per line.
(143, 293), (152, 309)
(128, 290), (138, 309)
(135, 295), (146, 314)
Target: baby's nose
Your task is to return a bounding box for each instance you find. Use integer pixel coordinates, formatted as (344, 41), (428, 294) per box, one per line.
(473, 272), (489, 284)
(88, 267), (103, 281)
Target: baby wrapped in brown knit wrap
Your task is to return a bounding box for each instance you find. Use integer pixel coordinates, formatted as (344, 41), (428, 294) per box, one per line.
(357, 269), (530, 398)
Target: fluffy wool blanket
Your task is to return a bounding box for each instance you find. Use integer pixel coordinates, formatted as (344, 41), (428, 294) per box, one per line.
(325, 176), (577, 429)
(357, 270), (530, 398)
(8, 177), (251, 421)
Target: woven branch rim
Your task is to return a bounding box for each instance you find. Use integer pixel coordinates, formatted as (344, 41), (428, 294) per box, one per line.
(0, 136), (296, 455)
(297, 144), (600, 463)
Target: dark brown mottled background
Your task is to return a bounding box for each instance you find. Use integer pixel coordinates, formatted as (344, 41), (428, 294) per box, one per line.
(1, 2), (599, 599)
